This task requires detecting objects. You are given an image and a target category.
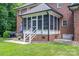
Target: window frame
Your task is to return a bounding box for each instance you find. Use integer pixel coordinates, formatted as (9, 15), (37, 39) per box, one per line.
(62, 20), (68, 27)
(57, 3), (63, 8)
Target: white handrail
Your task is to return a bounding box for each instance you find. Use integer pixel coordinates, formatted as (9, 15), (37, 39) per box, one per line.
(23, 32), (29, 42)
(23, 28), (37, 43)
(29, 28), (37, 43)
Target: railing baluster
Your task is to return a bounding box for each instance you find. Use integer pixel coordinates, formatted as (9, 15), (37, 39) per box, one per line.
(23, 28), (37, 43)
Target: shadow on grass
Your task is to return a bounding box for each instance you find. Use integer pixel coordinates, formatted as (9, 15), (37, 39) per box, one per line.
(0, 38), (9, 42)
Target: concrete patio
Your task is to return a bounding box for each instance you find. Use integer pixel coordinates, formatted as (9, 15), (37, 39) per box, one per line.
(5, 40), (30, 44)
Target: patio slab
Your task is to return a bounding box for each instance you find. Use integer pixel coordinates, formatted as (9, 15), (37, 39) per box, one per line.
(4, 40), (30, 44)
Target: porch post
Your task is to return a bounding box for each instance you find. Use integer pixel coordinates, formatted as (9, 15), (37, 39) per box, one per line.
(53, 16), (55, 31)
(46, 11), (49, 41)
(31, 17), (32, 33)
(49, 14), (50, 34)
(48, 13), (50, 41)
(26, 18), (28, 30)
(36, 16), (38, 31)
(42, 15), (44, 34)
(56, 17), (58, 31)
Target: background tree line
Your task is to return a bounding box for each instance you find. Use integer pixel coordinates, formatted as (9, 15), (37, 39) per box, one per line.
(0, 3), (23, 37)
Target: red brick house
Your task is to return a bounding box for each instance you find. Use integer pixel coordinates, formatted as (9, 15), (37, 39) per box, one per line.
(69, 4), (79, 42)
(16, 3), (75, 43)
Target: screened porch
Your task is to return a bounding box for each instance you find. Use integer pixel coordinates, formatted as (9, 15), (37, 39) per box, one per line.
(22, 11), (61, 35)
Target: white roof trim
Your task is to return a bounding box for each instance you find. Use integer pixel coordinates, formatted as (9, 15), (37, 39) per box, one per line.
(16, 3), (35, 9)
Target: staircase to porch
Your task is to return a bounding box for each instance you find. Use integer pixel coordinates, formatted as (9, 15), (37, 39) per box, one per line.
(23, 28), (37, 43)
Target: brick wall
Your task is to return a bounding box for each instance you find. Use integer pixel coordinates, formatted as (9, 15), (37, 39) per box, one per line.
(48, 3), (74, 35)
(32, 34), (61, 41)
(16, 3), (74, 40)
(16, 10), (22, 33)
(74, 9), (79, 41)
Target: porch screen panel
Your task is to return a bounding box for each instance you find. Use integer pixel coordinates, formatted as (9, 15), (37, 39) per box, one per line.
(28, 17), (31, 30)
(23, 18), (26, 30)
(44, 15), (49, 30)
(38, 15), (42, 30)
(50, 15), (53, 30)
(54, 16), (57, 30)
(58, 18), (60, 30)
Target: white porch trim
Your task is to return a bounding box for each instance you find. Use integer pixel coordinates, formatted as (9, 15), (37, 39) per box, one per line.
(42, 15), (44, 33)
(53, 16), (55, 31)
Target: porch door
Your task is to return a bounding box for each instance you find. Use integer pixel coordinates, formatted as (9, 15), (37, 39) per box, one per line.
(32, 18), (37, 32)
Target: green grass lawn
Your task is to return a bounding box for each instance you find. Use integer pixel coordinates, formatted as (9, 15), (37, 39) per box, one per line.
(0, 38), (79, 56)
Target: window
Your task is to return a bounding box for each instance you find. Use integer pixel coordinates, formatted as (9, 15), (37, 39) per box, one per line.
(63, 20), (68, 27)
(58, 18), (60, 30)
(23, 18), (26, 30)
(28, 17), (31, 29)
(21, 8), (27, 14)
(50, 15), (53, 30)
(44, 15), (49, 30)
(57, 3), (63, 8)
(38, 15), (42, 30)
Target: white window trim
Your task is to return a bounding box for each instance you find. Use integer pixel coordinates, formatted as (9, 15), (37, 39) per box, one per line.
(56, 17), (58, 30)
(53, 16), (55, 31)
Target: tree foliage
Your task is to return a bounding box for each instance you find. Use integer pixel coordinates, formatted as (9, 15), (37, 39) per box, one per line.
(0, 3), (22, 36)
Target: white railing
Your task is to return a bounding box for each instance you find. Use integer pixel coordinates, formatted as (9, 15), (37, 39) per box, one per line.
(23, 28), (37, 43)
(29, 29), (37, 43)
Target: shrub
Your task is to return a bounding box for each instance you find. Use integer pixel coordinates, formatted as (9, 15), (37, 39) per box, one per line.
(3, 31), (11, 38)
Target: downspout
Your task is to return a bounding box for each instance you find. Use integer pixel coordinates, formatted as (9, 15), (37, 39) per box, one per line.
(72, 10), (75, 41)
(46, 11), (49, 41)
(68, 6), (75, 41)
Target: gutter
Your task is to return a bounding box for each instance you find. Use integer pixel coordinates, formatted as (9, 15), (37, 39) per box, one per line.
(19, 9), (52, 16)
(16, 3), (36, 10)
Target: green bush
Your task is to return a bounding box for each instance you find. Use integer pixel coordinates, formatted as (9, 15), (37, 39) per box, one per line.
(3, 31), (11, 38)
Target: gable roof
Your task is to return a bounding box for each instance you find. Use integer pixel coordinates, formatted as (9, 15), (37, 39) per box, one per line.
(20, 4), (51, 15)
(18, 3), (63, 17)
